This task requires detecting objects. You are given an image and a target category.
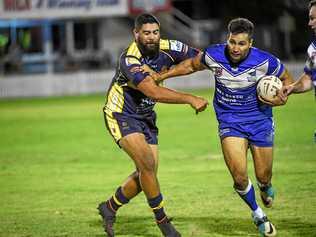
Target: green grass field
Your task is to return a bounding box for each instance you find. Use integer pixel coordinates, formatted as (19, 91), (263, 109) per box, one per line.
(0, 89), (315, 237)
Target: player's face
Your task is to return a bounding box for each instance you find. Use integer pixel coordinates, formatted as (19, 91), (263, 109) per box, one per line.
(134, 23), (160, 57)
(309, 6), (316, 35)
(227, 33), (252, 63)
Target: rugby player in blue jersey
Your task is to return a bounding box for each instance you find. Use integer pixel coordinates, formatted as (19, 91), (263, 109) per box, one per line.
(145, 18), (294, 236)
(282, 0), (316, 96)
(98, 13), (208, 237)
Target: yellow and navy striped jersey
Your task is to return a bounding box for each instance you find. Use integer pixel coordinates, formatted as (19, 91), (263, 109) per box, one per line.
(104, 39), (199, 119)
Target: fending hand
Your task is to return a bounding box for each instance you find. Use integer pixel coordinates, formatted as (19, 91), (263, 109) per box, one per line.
(141, 65), (162, 83)
(141, 64), (156, 75)
(191, 96), (209, 114)
(280, 84), (295, 96)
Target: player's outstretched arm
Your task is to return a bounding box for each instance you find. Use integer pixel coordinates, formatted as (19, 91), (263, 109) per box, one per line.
(280, 68), (295, 86)
(272, 68), (295, 105)
(282, 73), (313, 95)
(137, 76), (208, 113)
(142, 53), (207, 83)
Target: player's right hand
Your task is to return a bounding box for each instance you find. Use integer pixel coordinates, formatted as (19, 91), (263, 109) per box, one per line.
(190, 96), (209, 114)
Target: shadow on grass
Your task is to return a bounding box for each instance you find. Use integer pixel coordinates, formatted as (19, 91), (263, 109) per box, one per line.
(91, 215), (157, 237)
(90, 215), (316, 237)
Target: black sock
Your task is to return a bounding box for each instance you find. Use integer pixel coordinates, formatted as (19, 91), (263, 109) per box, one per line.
(107, 187), (130, 213)
(148, 193), (167, 223)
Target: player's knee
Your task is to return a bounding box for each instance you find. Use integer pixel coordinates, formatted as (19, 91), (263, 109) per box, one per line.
(257, 175), (271, 185)
(256, 170), (272, 183)
(234, 176), (248, 190)
(138, 155), (156, 173)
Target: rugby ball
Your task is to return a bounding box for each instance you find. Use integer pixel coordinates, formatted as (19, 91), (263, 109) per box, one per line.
(256, 75), (282, 101)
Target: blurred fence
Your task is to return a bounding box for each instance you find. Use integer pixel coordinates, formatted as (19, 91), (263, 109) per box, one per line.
(0, 62), (305, 98)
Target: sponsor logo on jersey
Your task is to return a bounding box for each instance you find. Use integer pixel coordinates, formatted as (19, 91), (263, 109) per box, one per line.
(170, 40), (183, 52)
(247, 70), (257, 82)
(121, 121), (130, 130)
(129, 66), (142, 74)
(215, 67), (223, 77)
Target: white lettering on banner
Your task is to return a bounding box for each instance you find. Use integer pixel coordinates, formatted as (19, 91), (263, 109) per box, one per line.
(47, 0), (93, 10)
(97, 0), (119, 6)
(0, 0), (128, 19)
(45, 0), (118, 10)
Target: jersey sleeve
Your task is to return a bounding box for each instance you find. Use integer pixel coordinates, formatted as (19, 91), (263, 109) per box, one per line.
(304, 56), (313, 75)
(167, 40), (200, 64)
(267, 54), (285, 77)
(200, 49), (208, 67)
(303, 41), (316, 82)
(120, 56), (150, 86)
(199, 44), (222, 69)
(304, 56), (316, 82)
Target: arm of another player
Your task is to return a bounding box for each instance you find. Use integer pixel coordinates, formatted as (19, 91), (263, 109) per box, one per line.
(276, 68), (295, 102)
(137, 75), (208, 113)
(280, 68), (295, 86)
(142, 53), (207, 83)
(262, 68), (295, 106)
(281, 72), (313, 95)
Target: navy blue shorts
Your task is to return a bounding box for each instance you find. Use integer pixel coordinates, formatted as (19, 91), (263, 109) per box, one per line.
(218, 118), (274, 147)
(104, 111), (158, 146)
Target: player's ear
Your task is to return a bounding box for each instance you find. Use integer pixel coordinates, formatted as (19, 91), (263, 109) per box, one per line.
(249, 38), (253, 47)
(226, 33), (231, 43)
(133, 28), (139, 40)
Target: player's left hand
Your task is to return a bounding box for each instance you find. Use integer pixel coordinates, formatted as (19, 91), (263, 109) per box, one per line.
(140, 65), (162, 83)
(141, 64), (156, 75)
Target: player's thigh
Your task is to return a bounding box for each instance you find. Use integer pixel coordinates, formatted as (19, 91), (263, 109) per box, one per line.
(119, 133), (155, 171)
(221, 136), (249, 177)
(250, 145), (273, 180)
(149, 145), (159, 173)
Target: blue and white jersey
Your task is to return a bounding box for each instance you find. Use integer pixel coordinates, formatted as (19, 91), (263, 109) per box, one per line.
(201, 44), (285, 123)
(304, 39), (316, 88)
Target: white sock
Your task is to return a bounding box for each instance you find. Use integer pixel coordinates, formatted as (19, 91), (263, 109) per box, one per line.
(253, 206), (265, 219)
(235, 179), (252, 195)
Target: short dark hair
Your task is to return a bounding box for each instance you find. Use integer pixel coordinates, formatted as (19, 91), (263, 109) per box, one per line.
(227, 18), (254, 38)
(309, 0), (316, 9)
(134, 13), (160, 31)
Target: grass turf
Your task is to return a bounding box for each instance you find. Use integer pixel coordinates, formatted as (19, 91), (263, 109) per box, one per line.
(0, 89), (315, 237)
